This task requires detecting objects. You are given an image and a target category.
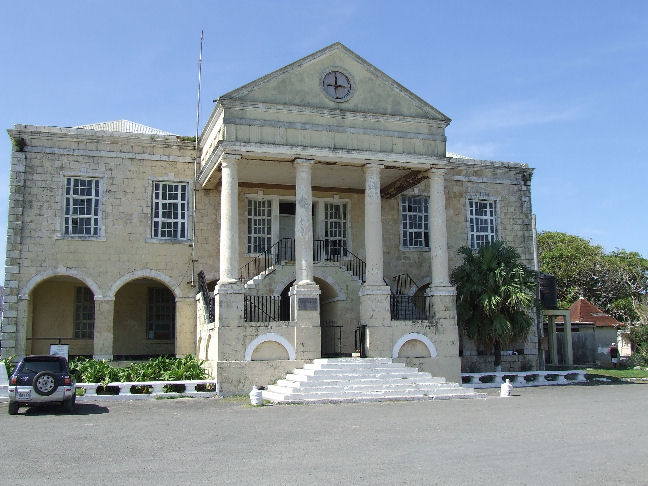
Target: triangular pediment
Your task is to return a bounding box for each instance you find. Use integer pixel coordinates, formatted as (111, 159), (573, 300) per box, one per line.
(220, 43), (449, 122)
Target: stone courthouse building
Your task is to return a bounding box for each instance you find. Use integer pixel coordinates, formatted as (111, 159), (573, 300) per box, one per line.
(1, 43), (537, 393)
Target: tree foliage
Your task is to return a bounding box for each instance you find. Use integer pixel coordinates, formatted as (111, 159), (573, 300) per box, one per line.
(537, 232), (648, 324)
(451, 241), (537, 367)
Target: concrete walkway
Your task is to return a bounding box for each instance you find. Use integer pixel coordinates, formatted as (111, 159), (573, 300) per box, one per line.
(1, 383), (646, 485)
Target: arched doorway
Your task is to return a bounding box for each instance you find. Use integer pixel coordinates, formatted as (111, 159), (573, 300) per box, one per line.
(29, 276), (95, 357)
(113, 278), (176, 359)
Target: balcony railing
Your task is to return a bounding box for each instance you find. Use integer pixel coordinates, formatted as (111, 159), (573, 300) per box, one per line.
(390, 294), (429, 320)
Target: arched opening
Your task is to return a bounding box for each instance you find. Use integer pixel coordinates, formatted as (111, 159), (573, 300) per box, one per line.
(397, 339), (432, 358)
(113, 278), (176, 359)
(250, 340), (290, 361)
(29, 276), (95, 357)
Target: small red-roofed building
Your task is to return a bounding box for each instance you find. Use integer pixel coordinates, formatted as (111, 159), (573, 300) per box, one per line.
(549, 298), (621, 366)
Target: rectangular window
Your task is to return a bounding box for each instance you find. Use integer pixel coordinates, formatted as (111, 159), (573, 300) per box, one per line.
(64, 177), (100, 236)
(247, 199), (272, 254)
(401, 195), (429, 249)
(147, 287), (175, 340)
(74, 287), (95, 339)
(468, 199), (497, 249)
(324, 202), (348, 257)
(152, 182), (188, 239)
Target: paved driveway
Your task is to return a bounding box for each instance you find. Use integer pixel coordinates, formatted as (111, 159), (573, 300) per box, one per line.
(1, 384), (646, 485)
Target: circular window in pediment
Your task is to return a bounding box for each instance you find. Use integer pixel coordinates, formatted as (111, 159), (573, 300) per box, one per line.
(322, 70), (354, 102)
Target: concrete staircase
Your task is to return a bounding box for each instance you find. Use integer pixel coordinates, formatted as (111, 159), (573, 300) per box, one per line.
(262, 358), (486, 404)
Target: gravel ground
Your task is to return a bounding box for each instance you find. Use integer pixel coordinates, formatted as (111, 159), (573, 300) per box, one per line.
(1, 383), (646, 485)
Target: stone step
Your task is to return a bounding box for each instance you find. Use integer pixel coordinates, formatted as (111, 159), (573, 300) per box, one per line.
(267, 382), (463, 395)
(276, 377), (447, 388)
(263, 357), (483, 404)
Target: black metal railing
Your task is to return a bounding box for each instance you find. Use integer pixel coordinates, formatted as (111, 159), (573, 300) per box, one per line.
(197, 270), (215, 322)
(327, 244), (366, 283)
(239, 238), (295, 283)
(240, 238), (367, 283)
(244, 295), (282, 322)
(390, 294), (429, 320)
(392, 273), (420, 296)
(355, 324), (367, 358)
(321, 320), (343, 357)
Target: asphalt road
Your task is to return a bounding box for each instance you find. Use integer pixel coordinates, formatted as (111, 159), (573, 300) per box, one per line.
(1, 384), (646, 485)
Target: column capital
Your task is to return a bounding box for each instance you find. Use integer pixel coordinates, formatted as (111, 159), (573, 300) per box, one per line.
(428, 167), (447, 178)
(294, 158), (315, 166)
(219, 153), (241, 168)
(364, 163), (384, 172)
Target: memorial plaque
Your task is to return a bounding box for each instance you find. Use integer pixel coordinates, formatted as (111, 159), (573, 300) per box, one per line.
(298, 297), (318, 311)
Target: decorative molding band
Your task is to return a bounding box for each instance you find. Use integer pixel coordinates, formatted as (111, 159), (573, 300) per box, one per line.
(23, 146), (193, 163)
(222, 116), (447, 142)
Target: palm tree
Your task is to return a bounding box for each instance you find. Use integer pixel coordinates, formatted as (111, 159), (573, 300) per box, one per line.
(451, 241), (537, 369)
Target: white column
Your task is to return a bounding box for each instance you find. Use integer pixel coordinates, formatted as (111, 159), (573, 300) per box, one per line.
(428, 169), (452, 290)
(364, 164), (384, 286)
(294, 159), (315, 285)
(219, 154), (241, 285)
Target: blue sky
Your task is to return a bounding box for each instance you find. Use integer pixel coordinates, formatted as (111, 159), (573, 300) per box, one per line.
(1, 1), (647, 283)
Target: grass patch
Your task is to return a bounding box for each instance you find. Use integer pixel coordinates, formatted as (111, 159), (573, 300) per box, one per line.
(585, 368), (648, 379)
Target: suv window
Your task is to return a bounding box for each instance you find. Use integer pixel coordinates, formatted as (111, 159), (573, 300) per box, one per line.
(18, 360), (64, 374)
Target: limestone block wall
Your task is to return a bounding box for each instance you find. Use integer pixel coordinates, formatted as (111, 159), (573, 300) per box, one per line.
(1, 126), (217, 358)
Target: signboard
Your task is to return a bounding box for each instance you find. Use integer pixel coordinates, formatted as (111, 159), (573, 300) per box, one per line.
(49, 344), (69, 361)
(298, 298), (318, 311)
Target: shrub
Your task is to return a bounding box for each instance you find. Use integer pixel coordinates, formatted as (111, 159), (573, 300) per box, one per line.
(70, 355), (207, 384)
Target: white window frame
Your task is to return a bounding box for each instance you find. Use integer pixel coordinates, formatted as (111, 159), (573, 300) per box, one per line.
(323, 201), (349, 257)
(247, 197), (273, 254)
(63, 176), (102, 238)
(467, 197), (498, 249)
(151, 181), (190, 241)
(400, 195), (429, 250)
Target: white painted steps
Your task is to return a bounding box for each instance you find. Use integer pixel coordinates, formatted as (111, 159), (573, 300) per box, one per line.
(262, 358), (486, 404)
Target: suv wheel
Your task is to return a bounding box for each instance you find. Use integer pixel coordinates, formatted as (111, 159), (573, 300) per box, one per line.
(33, 371), (58, 396)
(8, 402), (19, 415)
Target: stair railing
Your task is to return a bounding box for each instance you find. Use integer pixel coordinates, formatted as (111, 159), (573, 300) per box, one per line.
(239, 238), (295, 283)
(197, 271), (215, 323)
(392, 273), (420, 295)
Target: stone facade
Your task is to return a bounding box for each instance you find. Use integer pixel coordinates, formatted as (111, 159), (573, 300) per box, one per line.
(1, 43), (537, 393)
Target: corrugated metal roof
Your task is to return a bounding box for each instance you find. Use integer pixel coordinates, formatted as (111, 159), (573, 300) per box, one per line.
(74, 120), (174, 135)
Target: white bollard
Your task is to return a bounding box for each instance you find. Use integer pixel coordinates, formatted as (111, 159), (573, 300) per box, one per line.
(500, 378), (513, 397)
(249, 386), (264, 406)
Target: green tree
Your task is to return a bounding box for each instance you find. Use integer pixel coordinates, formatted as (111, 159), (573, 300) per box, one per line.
(451, 241), (537, 368)
(538, 232), (648, 323)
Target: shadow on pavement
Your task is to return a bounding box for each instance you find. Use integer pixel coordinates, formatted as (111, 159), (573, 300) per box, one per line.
(18, 403), (110, 416)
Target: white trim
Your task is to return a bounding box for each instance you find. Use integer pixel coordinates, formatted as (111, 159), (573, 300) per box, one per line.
(20, 267), (102, 299)
(392, 332), (437, 359)
(108, 269), (181, 299)
(466, 195), (500, 249)
(148, 177), (193, 242)
(244, 333), (296, 361)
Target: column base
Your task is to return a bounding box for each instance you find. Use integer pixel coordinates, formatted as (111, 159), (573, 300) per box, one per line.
(93, 354), (113, 361)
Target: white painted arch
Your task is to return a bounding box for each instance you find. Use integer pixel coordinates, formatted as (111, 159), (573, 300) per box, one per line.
(108, 269), (181, 299)
(392, 332), (437, 359)
(20, 267), (102, 299)
(244, 333), (296, 361)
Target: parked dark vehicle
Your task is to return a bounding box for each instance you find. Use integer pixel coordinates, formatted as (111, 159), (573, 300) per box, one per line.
(7, 355), (76, 415)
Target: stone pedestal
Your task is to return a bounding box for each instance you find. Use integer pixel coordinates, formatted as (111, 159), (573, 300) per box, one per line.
(214, 283), (245, 361)
(93, 298), (115, 360)
(290, 283), (321, 359)
(359, 285), (392, 357)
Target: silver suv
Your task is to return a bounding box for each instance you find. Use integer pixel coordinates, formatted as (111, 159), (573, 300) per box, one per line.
(7, 355), (76, 415)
